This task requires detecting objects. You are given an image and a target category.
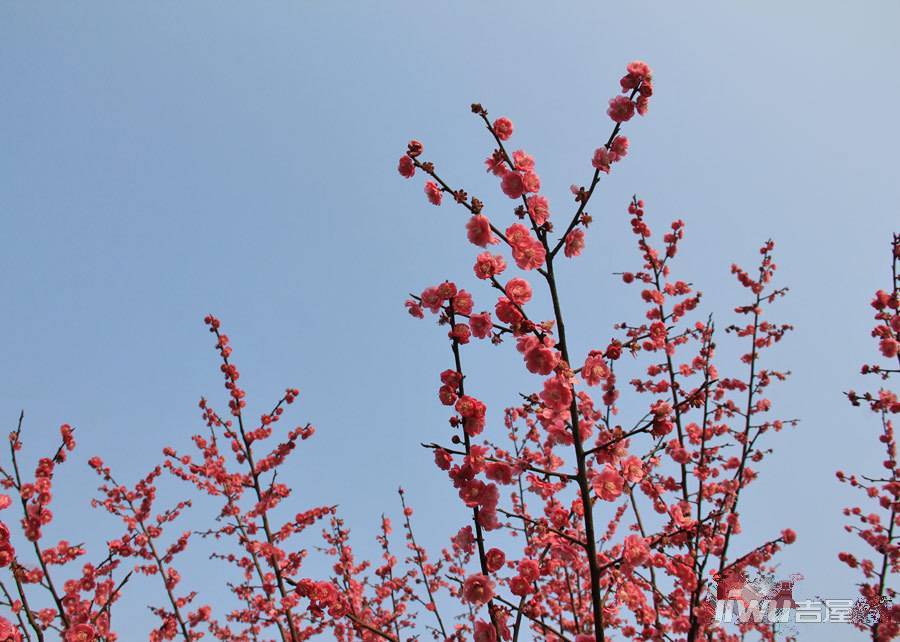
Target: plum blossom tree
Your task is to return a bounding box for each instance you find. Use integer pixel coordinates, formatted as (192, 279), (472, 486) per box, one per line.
(0, 417), (125, 642)
(316, 60), (804, 642)
(839, 235), (900, 641)
(0, 316), (334, 642)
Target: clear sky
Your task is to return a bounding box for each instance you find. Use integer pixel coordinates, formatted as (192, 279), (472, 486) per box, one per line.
(1, 2), (898, 640)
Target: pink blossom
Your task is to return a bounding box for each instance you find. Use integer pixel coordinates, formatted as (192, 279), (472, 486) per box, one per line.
(420, 286), (442, 313)
(449, 323), (471, 344)
(398, 155), (415, 178)
(505, 223), (532, 247)
(564, 228), (585, 257)
(466, 215), (498, 247)
(609, 135), (629, 161)
(518, 558), (539, 582)
(506, 223), (547, 269)
(540, 375), (573, 411)
(438, 385), (457, 406)
(871, 289), (892, 310)
(485, 462), (514, 485)
(424, 181), (443, 205)
(592, 147), (612, 173)
(434, 448), (453, 470)
(0, 617), (21, 642)
(526, 195), (550, 226)
(581, 351), (609, 386)
(462, 573), (494, 605)
(650, 400), (674, 437)
(484, 153), (507, 176)
(525, 344), (558, 376)
(406, 139), (424, 157)
(620, 60), (653, 92)
(512, 149), (534, 170)
(518, 336), (559, 375)
(522, 171), (541, 194)
(452, 290), (474, 315)
(501, 171), (525, 199)
(607, 95), (635, 123)
(493, 117), (514, 141)
(64, 624), (96, 642)
(627, 60), (652, 79)
(637, 94), (650, 116)
(509, 575), (530, 596)
(512, 239), (546, 271)
(516, 335), (538, 354)
(668, 439), (690, 464)
(473, 252), (507, 280)
(455, 395), (487, 436)
(505, 278), (533, 305)
(495, 297), (523, 325)
(405, 299), (424, 318)
(622, 534), (650, 568)
(465, 445), (488, 473)
(454, 395), (483, 418)
(470, 312), (493, 339)
(592, 464), (624, 501)
(485, 548), (506, 572)
(621, 455), (644, 483)
(440, 369), (462, 387)
(474, 620), (497, 642)
(452, 526), (475, 555)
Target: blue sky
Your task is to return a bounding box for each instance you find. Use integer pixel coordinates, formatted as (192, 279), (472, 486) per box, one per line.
(1, 2), (898, 640)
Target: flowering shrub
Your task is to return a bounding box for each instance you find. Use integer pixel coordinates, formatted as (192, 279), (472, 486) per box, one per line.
(839, 235), (900, 640)
(0, 61), (895, 642)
